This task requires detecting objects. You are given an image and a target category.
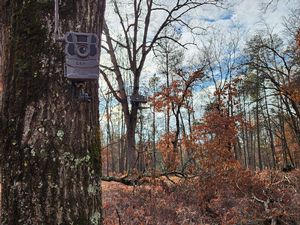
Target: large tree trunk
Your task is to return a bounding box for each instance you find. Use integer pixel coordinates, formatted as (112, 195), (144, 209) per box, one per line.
(125, 104), (138, 172)
(118, 110), (125, 173)
(0, 0), (105, 224)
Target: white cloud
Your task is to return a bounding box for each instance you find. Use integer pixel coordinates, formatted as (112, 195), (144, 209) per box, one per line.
(193, 85), (216, 118)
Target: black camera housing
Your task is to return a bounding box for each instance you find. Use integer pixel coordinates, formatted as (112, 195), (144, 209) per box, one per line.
(64, 32), (99, 80)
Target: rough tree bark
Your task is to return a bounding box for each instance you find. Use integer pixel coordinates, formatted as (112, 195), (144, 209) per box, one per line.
(0, 0), (105, 224)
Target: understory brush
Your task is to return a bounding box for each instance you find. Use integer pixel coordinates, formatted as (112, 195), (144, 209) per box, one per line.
(102, 169), (300, 225)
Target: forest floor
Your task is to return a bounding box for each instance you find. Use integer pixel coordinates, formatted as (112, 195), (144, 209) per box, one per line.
(102, 169), (300, 225)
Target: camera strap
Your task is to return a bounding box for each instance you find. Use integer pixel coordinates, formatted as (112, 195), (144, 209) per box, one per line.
(54, 0), (63, 41)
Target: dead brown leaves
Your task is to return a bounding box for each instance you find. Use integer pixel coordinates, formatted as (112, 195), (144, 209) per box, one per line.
(102, 169), (300, 225)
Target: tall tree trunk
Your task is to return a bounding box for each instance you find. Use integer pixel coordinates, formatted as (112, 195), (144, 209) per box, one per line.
(256, 96), (263, 170)
(105, 96), (111, 176)
(262, 88), (276, 169)
(165, 51), (170, 135)
(152, 104), (156, 172)
(125, 104), (138, 172)
(279, 102), (295, 168)
(172, 108), (181, 153)
(179, 110), (186, 169)
(249, 112), (256, 170)
(119, 109), (125, 173)
(279, 113), (289, 167)
(138, 113), (144, 172)
(106, 94), (116, 174)
(0, 1), (105, 224)
(241, 92), (249, 169)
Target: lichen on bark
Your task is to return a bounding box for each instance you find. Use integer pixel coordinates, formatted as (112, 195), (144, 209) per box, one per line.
(0, 0), (105, 224)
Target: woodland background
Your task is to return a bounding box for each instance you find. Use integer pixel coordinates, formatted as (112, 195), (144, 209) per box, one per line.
(99, 0), (300, 224)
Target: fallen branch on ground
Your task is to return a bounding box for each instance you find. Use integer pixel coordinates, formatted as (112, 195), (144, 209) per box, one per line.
(252, 193), (277, 225)
(101, 175), (142, 186)
(101, 171), (197, 186)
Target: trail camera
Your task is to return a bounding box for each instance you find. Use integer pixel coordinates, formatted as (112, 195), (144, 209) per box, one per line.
(130, 94), (148, 104)
(129, 86), (149, 105)
(64, 32), (99, 80)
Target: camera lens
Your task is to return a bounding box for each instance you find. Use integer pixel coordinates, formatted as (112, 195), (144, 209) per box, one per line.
(79, 46), (87, 54)
(76, 44), (89, 57)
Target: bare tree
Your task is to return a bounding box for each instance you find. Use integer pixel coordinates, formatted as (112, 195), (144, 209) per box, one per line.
(149, 74), (160, 171)
(154, 27), (184, 134)
(201, 29), (242, 159)
(245, 32), (300, 150)
(100, 0), (222, 172)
